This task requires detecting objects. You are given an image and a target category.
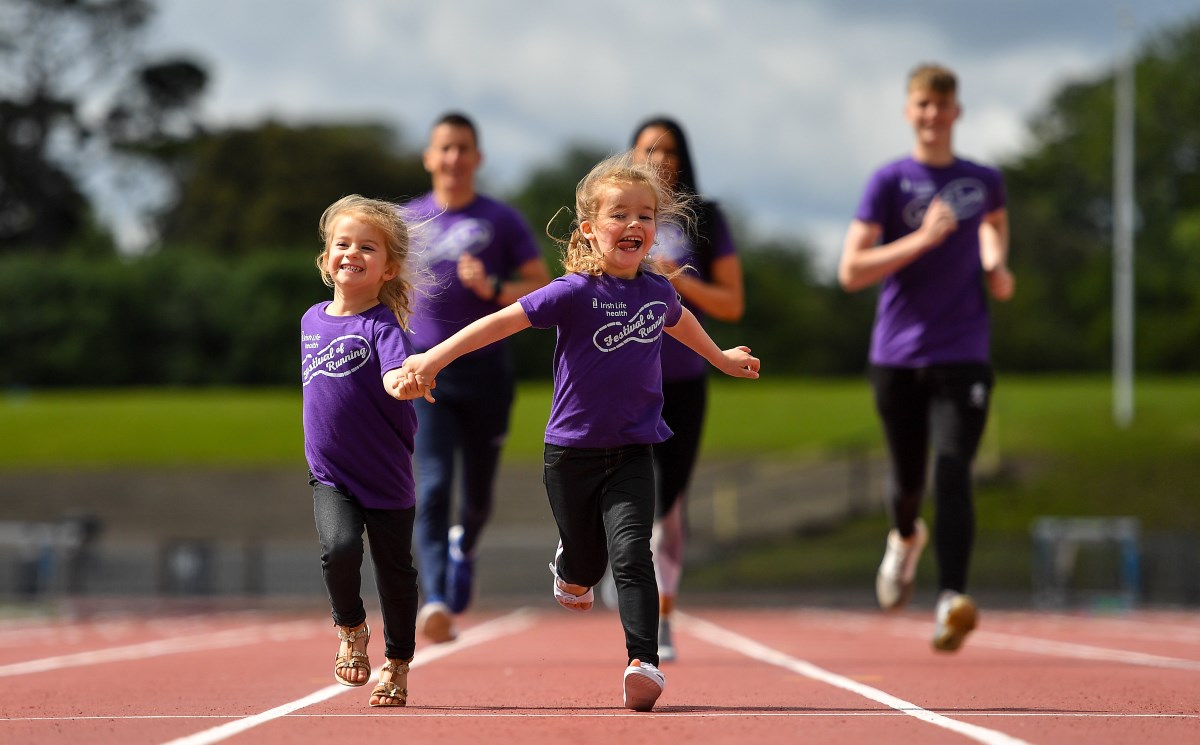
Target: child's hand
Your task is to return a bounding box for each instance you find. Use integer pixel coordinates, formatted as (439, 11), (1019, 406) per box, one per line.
(393, 354), (437, 402)
(720, 346), (760, 379)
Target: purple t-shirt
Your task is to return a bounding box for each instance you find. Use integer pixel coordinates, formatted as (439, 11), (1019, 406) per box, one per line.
(405, 193), (541, 358)
(649, 208), (737, 382)
(854, 156), (1006, 367)
(519, 271), (684, 448)
(301, 302), (417, 509)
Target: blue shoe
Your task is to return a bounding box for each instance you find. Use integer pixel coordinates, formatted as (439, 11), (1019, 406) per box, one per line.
(445, 525), (475, 614)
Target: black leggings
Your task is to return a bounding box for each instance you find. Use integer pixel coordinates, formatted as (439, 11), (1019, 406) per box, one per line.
(544, 443), (657, 666)
(869, 363), (993, 594)
(312, 477), (419, 660)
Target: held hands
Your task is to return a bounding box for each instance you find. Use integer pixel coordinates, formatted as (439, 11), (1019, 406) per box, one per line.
(720, 346), (761, 379)
(389, 353), (437, 403)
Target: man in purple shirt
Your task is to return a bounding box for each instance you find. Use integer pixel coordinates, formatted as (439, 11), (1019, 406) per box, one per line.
(839, 64), (1015, 653)
(404, 112), (550, 643)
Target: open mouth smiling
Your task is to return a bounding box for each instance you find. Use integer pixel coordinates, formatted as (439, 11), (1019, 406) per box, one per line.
(616, 236), (643, 251)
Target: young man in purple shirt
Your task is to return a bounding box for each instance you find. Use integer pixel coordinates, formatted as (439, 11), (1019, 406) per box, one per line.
(839, 64), (1015, 653)
(404, 112), (550, 643)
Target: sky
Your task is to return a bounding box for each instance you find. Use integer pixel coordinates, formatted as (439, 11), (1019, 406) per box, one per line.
(138, 0), (1200, 273)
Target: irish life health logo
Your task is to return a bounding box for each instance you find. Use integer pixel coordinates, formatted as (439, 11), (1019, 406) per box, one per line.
(593, 301), (669, 352)
(303, 335), (373, 386)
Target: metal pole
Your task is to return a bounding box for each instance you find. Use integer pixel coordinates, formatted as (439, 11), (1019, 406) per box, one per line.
(1113, 7), (1135, 428)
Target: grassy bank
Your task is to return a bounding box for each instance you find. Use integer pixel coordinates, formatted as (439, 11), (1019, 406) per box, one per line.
(3, 376), (1196, 599)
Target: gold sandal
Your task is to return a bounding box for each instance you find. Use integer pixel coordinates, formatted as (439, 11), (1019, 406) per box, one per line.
(333, 623), (371, 687)
(369, 658), (411, 707)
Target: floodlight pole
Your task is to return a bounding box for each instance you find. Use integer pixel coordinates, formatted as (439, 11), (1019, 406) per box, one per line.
(1113, 7), (1135, 428)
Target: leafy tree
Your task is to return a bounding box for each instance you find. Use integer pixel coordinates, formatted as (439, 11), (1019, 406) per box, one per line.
(997, 17), (1200, 372)
(147, 122), (428, 254)
(0, 0), (207, 251)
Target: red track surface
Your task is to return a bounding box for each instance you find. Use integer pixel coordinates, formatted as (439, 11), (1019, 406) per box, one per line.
(1, 603), (1197, 744)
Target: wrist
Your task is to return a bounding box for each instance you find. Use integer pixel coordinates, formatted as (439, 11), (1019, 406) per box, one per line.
(486, 275), (503, 302)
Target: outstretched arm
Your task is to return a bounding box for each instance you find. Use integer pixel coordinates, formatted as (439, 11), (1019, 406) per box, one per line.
(664, 308), (760, 378)
(396, 302), (533, 400)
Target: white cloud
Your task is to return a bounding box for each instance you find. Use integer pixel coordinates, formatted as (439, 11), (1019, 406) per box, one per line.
(132, 0), (1199, 269)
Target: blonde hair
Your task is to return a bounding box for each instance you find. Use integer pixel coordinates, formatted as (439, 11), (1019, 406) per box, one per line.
(554, 150), (693, 277)
(908, 63), (957, 95)
(316, 194), (416, 328)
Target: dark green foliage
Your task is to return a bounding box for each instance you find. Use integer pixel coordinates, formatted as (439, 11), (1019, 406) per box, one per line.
(0, 251), (325, 386)
(151, 123), (428, 253)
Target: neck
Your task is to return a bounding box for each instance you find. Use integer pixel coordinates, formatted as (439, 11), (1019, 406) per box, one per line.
(913, 141), (955, 167)
(328, 291), (381, 316)
(433, 184), (475, 211)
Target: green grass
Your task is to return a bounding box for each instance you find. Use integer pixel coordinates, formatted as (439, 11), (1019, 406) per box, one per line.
(3, 376), (1197, 597)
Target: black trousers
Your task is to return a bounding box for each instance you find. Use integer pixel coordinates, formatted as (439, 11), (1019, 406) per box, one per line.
(312, 476), (419, 660)
(544, 443), (658, 666)
(869, 363), (994, 594)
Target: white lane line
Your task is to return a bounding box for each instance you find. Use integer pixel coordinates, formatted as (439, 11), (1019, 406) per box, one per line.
(967, 631), (1200, 671)
(157, 609), (536, 745)
(878, 617), (1200, 671)
(0, 620), (321, 677)
(677, 612), (1035, 745)
(4, 712), (1199, 722)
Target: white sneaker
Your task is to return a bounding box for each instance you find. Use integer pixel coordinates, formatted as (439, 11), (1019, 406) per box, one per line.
(875, 518), (927, 610)
(416, 601), (457, 644)
(549, 542), (593, 612)
(623, 659), (666, 711)
(932, 591), (978, 652)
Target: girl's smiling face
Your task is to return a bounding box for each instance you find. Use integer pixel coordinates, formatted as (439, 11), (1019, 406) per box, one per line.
(580, 182), (657, 279)
(324, 213), (397, 306)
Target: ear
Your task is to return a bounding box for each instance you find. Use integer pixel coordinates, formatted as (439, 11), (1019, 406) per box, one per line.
(383, 262), (400, 281)
(579, 219), (594, 241)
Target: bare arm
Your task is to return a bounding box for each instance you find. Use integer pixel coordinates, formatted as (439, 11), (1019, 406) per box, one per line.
(669, 254), (744, 322)
(979, 207), (1015, 301)
(400, 303), (532, 399)
(837, 197), (958, 292)
(664, 308), (759, 378)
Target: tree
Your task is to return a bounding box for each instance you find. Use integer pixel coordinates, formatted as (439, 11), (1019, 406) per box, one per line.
(0, 0), (207, 251)
(147, 122), (429, 254)
(995, 16), (1200, 372)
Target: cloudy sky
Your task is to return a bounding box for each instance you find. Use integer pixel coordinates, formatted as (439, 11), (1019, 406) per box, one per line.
(142, 0), (1199, 273)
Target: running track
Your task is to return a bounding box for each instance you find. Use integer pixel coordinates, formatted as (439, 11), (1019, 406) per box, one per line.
(1, 603), (1198, 744)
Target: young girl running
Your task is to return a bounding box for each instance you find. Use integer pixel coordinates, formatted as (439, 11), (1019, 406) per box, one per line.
(302, 195), (426, 707)
(399, 153), (760, 711)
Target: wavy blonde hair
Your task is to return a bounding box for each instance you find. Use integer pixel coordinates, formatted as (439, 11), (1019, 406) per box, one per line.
(316, 194), (416, 328)
(553, 151), (694, 277)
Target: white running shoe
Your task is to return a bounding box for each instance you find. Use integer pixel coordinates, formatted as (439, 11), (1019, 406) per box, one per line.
(623, 659), (666, 711)
(549, 542), (593, 612)
(875, 518), (928, 610)
(932, 591), (978, 652)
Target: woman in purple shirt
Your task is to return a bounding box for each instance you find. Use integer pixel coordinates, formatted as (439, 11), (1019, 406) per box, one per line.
(839, 64), (1015, 653)
(398, 152), (760, 712)
(630, 117), (744, 662)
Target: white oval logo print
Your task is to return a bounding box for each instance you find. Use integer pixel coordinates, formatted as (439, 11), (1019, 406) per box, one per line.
(303, 334), (373, 386)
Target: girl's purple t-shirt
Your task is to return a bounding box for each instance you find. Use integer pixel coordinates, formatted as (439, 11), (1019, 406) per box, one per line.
(519, 271), (684, 448)
(405, 193), (541, 357)
(301, 302), (417, 509)
(649, 210), (737, 382)
(854, 156), (1007, 367)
